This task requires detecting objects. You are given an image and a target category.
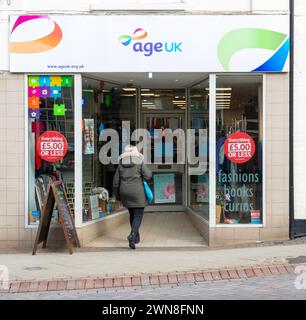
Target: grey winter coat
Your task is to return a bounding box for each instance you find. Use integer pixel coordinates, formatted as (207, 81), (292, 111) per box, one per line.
(113, 156), (152, 208)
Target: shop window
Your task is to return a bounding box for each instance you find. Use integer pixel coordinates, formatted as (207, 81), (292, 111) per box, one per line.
(27, 75), (75, 226)
(188, 79), (209, 220)
(81, 78), (136, 222)
(215, 75), (263, 225)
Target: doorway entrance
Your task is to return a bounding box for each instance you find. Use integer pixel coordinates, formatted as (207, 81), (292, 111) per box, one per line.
(138, 87), (187, 212)
(81, 73), (209, 248)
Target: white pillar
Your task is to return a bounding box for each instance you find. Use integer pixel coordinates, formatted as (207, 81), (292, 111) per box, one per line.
(74, 74), (83, 227)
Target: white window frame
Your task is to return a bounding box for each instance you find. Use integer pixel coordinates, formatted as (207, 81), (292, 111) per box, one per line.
(209, 74), (217, 228)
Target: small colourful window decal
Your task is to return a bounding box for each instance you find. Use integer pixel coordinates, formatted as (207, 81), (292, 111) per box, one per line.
(28, 75), (72, 119)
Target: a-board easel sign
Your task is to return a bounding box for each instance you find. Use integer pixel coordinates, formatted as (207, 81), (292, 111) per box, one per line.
(32, 181), (81, 255)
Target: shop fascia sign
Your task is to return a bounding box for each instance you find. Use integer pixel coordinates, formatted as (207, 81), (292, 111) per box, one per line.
(118, 27), (182, 57)
(9, 15), (289, 72)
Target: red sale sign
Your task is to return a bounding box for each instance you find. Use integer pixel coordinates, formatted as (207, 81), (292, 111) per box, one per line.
(224, 132), (255, 164)
(36, 131), (68, 162)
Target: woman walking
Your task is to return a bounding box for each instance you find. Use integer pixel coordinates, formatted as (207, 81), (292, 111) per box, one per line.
(113, 145), (152, 249)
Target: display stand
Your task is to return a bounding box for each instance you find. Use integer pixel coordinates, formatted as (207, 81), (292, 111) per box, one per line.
(32, 181), (81, 255)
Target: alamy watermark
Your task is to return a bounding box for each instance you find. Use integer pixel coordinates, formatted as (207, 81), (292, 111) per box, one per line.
(98, 121), (208, 175)
(0, 265), (9, 290)
(294, 265), (306, 290)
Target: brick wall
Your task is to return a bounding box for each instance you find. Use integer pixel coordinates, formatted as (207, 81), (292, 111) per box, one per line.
(0, 73), (28, 249)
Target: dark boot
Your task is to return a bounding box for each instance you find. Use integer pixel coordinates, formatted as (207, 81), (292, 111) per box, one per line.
(127, 232), (136, 249)
(127, 232), (140, 244)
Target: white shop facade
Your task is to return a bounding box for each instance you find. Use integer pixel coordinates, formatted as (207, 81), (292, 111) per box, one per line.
(6, 13), (291, 247)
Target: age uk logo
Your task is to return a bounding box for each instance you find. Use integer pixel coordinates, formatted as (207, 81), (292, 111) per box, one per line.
(118, 28), (182, 57)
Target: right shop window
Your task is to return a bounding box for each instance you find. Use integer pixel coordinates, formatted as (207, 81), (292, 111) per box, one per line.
(215, 75), (263, 225)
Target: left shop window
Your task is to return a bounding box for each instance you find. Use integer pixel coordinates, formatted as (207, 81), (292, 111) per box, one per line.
(27, 75), (75, 226)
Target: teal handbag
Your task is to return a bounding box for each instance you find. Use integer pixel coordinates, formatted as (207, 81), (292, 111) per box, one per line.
(143, 179), (154, 204)
(141, 162), (154, 204)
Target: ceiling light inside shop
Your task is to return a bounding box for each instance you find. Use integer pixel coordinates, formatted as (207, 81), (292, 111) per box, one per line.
(141, 88), (151, 91)
(122, 87), (136, 91)
(216, 99), (231, 102)
(216, 93), (232, 96)
(205, 88), (232, 91)
(141, 93), (155, 96)
(148, 72), (153, 78)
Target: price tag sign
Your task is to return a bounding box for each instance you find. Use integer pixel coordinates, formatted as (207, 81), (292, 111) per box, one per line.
(224, 131), (255, 164)
(36, 131), (68, 162)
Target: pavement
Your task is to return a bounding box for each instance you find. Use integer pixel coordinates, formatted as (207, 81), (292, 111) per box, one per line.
(1, 273), (305, 300)
(0, 241), (306, 296)
(1, 242), (306, 281)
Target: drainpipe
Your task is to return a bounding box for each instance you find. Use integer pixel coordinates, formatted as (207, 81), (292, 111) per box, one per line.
(289, 0), (295, 239)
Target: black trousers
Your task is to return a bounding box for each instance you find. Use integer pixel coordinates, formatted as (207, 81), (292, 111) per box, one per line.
(128, 208), (144, 236)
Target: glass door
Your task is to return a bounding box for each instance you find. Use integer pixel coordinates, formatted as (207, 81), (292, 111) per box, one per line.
(142, 112), (186, 212)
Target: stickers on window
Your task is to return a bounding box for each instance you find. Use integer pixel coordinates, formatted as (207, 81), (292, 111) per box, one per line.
(224, 131), (255, 164)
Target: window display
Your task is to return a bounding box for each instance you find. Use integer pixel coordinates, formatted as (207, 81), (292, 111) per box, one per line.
(215, 75), (263, 225)
(27, 75), (75, 225)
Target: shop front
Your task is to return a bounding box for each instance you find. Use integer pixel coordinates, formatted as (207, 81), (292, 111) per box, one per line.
(7, 14), (290, 247)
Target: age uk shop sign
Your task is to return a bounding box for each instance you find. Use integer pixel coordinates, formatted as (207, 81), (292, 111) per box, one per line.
(9, 15), (289, 72)
(36, 131), (68, 162)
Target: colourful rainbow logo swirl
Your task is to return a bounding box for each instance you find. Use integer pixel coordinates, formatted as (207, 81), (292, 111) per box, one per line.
(118, 28), (148, 46)
(10, 15), (63, 54)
